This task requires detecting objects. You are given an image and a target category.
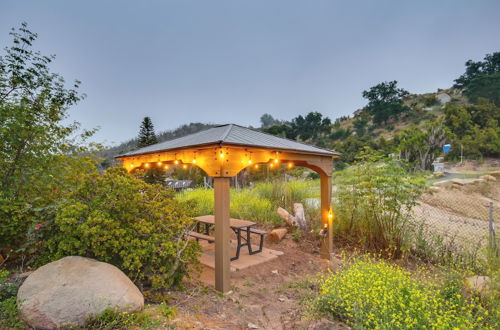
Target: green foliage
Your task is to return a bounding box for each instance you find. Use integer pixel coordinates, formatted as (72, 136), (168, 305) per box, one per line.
(0, 271), (23, 329)
(394, 121), (447, 170)
(262, 111), (332, 146)
(0, 297), (23, 329)
(314, 259), (494, 329)
(137, 116), (158, 148)
(444, 100), (500, 158)
(84, 308), (160, 330)
(362, 81), (410, 125)
(0, 23), (97, 251)
(333, 157), (425, 255)
(260, 113), (281, 128)
(464, 73), (500, 106)
(176, 179), (319, 227)
(454, 52), (500, 88)
(45, 167), (200, 289)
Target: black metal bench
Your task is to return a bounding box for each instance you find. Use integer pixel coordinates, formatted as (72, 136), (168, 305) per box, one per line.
(188, 231), (215, 243)
(248, 228), (266, 255)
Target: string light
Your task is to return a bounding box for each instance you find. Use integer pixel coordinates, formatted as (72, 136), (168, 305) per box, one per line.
(254, 164), (259, 169)
(157, 161), (162, 166)
(274, 159), (279, 164)
(247, 159), (252, 165)
(174, 160), (179, 165)
(164, 165), (169, 170)
(182, 164), (188, 169)
(287, 162), (294, 169)
(129, 164), (134, 169)
(219, 150), (225, 159)
(270, 163), (274, 168)
(192, 159), (197, 164)
(144, 163), (150, 168)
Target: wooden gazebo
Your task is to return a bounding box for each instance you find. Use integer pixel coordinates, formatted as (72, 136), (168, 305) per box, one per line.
(116, 124), (340, 292)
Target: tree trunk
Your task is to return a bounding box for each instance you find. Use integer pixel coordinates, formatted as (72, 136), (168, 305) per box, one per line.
(293, 203), (307, 229)
(277, 207), (298, 227)
(268, 228), (287, 243)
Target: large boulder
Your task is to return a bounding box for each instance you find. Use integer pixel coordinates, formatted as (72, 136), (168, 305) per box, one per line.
(17, 256), (144, 329)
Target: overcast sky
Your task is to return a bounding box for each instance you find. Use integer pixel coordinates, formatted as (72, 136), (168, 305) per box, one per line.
(1, 1), (499, 145)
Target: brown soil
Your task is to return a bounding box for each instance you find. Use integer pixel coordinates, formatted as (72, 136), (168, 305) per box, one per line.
(157, 236), (348, 329)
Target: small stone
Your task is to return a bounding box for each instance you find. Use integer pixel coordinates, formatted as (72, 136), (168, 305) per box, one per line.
(248, 322), (259, 329)
(271, 270), (279, 275)
(480, 175), (496, 182)
(278, 297), (286, 302)
(464, 275), (491, 296)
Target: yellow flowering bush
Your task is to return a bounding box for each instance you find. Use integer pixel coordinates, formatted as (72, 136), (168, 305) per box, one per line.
(315, 259), (494, 329)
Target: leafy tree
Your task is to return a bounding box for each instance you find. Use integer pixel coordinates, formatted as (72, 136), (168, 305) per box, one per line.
(0, 23), (95, 249)
(444, 100), (500, 158)
(260, 113), (280, 128)
(291, 111), (332, 144)
(464, 73), (500, 106)
(262, 123), (297, 140)
(454, 52), (500, 88)
(394, 122), (447, 171)
(362, 81), (410, 125)
(137, 116), (158, 148)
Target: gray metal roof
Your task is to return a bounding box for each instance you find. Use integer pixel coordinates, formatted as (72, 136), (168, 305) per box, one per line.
(118, 124), (340, 157)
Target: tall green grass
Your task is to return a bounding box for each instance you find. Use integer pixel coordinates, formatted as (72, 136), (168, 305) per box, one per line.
(176, 179), (320, 227)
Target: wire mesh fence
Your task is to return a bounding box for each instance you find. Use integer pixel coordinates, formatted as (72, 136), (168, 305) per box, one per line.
(411, 179), (498, 257)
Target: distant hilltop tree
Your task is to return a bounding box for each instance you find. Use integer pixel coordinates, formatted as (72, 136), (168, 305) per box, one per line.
(260, 113), (281, 128)
(137, 116), (158, 147)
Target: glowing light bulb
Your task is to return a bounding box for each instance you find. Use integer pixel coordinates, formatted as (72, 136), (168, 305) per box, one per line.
(182, 164), (188, 169)
(254, 164), (259, 169)
(174, 160), (179, 165)
(129, 164), (134, 168)
(157, 161), (162, 166)
(247, 159), (252, 165)
(219, 151), (225, 159)
(287, 163), (293, 169)
(270, 163), (274, 168)
(144, 163), (150, 168)
(192, 159), (197, 164)
(164, 165), (169, 170)
(273, 159), (279, 164)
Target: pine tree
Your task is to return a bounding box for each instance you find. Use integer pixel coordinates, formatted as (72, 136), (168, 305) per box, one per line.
(137, 117), (158, 147)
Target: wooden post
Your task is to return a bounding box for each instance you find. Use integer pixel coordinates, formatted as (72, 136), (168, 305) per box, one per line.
(214, 177), (231, 293)
(320, 172), (333, 259)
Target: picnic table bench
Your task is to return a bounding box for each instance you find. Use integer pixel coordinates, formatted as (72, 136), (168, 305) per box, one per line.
(189, 215), (266, 261)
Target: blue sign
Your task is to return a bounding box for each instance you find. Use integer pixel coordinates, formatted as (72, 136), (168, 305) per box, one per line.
(443, 144), (451, 153)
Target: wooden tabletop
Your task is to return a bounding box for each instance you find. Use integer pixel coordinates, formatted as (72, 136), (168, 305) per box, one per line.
(195, 215), (256, 229)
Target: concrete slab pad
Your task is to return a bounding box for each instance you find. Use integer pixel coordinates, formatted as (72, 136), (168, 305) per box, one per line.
(197, 240), (284, 272)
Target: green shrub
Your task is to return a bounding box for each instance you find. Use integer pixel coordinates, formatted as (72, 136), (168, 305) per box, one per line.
(333, 157), (425, 255)
(176, 179), (319, 226)
(314, 259), (493, 329)
(85, 308), (160, 330)
(45, 167), (200, 289)
(0, 271), (23, 329)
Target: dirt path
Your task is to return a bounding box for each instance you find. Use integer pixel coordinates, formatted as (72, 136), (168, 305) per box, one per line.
(163, 238), (347, 329)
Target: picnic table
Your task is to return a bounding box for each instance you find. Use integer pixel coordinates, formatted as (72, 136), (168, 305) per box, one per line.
(192, 215), (266, 261)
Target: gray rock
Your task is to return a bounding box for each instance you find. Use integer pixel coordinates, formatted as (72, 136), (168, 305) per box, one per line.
(17, 256), (144, 329)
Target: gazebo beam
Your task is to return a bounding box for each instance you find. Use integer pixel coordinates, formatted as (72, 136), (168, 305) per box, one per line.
(214, 177), (231, 293)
